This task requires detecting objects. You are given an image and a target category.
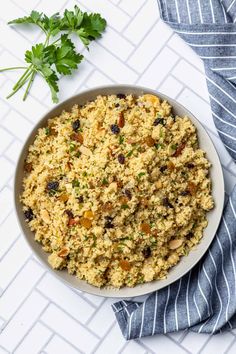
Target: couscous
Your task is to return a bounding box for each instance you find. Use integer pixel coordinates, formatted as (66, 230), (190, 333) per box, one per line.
(21, 94), (214, 288)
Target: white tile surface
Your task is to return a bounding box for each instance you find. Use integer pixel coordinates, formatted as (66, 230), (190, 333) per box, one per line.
(41, 304), (99, 353)
(0, 1), (235, 353)
(14, 322), (52, 354)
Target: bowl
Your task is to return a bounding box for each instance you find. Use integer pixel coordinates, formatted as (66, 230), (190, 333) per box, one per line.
(14, 85), (224, 298)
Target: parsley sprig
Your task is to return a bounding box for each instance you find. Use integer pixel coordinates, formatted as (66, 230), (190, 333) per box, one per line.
(0, 6), (106, 103)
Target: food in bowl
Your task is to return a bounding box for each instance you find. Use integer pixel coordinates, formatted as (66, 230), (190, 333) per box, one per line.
(21, 93), (214, 288)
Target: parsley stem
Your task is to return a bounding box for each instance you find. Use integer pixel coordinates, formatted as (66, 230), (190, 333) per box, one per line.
(6, 68), (34, 99)
(0, 66), (27, 72)
(12, 64), (33, 91)
(23, 70), (36, 101)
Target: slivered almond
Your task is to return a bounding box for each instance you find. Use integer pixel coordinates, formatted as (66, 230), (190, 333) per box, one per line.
(79, 145), (92, 156)
(169, 239), (183, 250)
(155, 180), (162, 189)
(41, 209), (50, 224)
(58, 248), (69, 258)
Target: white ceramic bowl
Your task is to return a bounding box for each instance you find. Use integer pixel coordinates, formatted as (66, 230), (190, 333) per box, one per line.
(14, 85), (224, 298)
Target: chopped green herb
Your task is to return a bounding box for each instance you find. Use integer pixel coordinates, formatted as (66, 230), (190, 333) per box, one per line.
(119, 135), (124, 144)
(120, 237), (131, 241)
(92, 235), (97, 247)
(126, 149), (134, 157)
(155, 143), (162, 150)
(82, 171), (87, 177)
(45, 127), (50, 135)
(171, 144), (177, 150)
(75, 151), (81, 158)
(137, 172), (145, 179)
(69, 142), (75, 152)
(102, 178), (108, 185)
(72, 179), (80, 188)
(121, 204), (129, 209)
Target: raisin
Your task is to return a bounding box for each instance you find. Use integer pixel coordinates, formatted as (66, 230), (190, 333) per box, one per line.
(65, 209), (74, 219)
(72, 119), (80, 131)
(186, 232), (193, 239)
(115, 103), (120, 108)
(117, 93), (126, 99)
(124, 189), (132, 200)
(110, 124), (120, 135)
(77, 196), (84, 203)
(142, 246), (151, 258)
(186, 163), (195, 169)
(24, 208), (34, 222)
(24, 162), (33, 173)
(104, 216), (114, 229)
(162, 197), (173, 208)
(118, 153), (125, 164)
(160, 165), (167, 173)
(153, 118), (164, 126)
(47, 181), (59, 191)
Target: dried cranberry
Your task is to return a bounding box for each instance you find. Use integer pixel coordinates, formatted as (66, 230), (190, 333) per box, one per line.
(24, 208), (34, 222)
(142, 246), (151, 258)
(72, 119), (80, 131)
(117, 93), (126, 99)
(118, 154), (125, 164)
(110, 124), (120, 135)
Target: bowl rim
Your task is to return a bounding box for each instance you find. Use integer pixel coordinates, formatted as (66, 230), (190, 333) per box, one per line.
(14, 84), (224, 298)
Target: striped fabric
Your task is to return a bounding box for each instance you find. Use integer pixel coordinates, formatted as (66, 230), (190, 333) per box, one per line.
(112, 0), (236, 340)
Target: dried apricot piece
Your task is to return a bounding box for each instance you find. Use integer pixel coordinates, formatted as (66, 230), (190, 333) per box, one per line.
(173, 143), (185, 157)
(140, 222), (151, 234)
(80, 217), (92, 229)
(119, 260), (131, 271)
(84, 210), (94, 219)
(187, 181), (197, 195)
(118, 112), (125, 128)
(143, 94), (160, 105)
(145, 136), (155, 147)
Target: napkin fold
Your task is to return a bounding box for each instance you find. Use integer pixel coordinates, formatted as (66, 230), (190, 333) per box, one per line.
(112, 0), (236, 339)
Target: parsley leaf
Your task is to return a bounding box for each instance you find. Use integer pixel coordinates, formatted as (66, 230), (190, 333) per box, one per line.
(61, 6), (107, 47)
(52, 35), (83, 75)
(2, 6), (106, 103)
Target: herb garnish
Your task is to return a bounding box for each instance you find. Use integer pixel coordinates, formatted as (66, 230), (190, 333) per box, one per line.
(0, 6), (106, 103)
(72, 179), (80, 188)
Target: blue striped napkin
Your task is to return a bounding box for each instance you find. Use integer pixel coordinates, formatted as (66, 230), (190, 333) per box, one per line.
(112, 0), (236, 340)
